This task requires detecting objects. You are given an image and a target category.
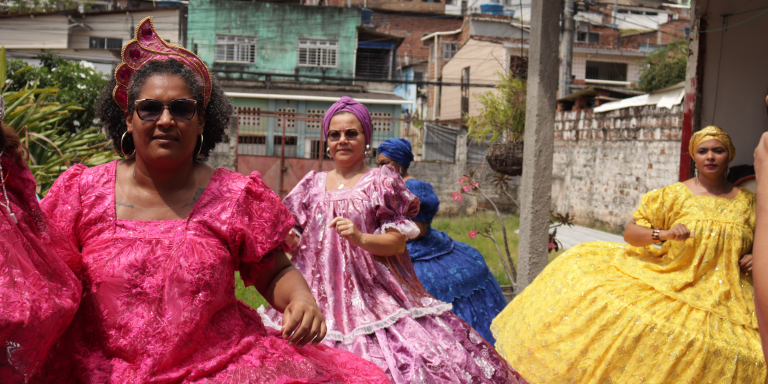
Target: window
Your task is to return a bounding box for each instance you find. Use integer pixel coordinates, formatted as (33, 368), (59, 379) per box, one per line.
(237, 107), (261, 133)
(298, 40), (338, 68)
(618, 9), (629, 14)
(273, 136), (297, 157)
(585, 61), (627, 82)
(413, 72), (424, 82)
(237, 135), (267, 156)
(371, 112), (392, 132)
(306, 139), (328, 159)
(576, 32), (599, 44)
(645, 11), (658, 16)
(215, 35), (257, 64)
(276, 108), (297, 133)
(509, 56), (528, 80)
(89, 37), (122, 50)
(443, 43), (458, 61)
(306, 109), (326, 130)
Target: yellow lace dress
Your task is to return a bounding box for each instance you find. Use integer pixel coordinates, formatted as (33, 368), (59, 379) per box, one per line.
(492, 183), (766, 383)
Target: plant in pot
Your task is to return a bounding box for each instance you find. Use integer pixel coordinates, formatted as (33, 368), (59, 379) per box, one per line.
(465, 70), (526, 177)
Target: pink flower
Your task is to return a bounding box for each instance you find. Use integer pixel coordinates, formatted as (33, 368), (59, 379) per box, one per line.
(548, 238), (558, 251)
(462, 184), (472, 192)
(458, 176), (469, 184)
(468, 230), (480, 239)
(451, 190), (463, 202)
(471, 182), (480, 189)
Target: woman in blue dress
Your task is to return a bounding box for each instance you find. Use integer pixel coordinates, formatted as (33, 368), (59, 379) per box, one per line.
(376, 138), (507, 344)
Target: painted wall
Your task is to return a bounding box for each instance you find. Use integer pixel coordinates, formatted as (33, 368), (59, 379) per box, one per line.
(439, 39), (504, 121)
(0, 15), (68, 49)
(572, 51), (646, 85)
(188, 0), (360, 79)
(552, 105), (683, 232)
(69, 10), (181, 49)
(698, 0), (768, 167)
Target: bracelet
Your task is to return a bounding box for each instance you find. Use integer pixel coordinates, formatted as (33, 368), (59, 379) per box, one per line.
(651, 229), (665, 245)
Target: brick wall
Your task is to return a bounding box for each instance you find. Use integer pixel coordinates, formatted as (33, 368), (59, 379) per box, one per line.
(552, 105), (683, 232)
(370, 12), (463, 63)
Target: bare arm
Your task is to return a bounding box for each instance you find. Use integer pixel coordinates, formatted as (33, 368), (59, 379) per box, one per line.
(253, 251), (326, 347)
(328, 217), (407, 256)
(623, 218), (694, 247)
(751, 131), (768, 361)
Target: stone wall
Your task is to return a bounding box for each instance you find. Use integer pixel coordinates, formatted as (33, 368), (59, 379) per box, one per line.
(552, 104), (683, 232)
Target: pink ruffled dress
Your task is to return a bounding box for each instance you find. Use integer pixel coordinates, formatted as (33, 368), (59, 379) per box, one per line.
(38, 161), (390, 383)
(260, 166), (527, 384)
(0, 155), (81, 382)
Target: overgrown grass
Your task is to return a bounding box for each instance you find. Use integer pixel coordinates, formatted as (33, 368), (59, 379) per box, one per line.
(234, 213), (563, 308)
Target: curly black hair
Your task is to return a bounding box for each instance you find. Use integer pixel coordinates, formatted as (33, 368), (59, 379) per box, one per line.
(96, 59), (233, 160)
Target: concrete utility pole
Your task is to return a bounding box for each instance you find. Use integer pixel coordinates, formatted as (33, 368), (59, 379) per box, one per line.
(516, 0), (560, 292)
(558, 0), (575, 99)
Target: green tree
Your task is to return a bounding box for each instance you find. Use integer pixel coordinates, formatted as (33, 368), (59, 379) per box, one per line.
(4, 0), (89, 14)
(465, 71), (526, 144)
(638, 39), (688, 92)
(6, 51), (107, 132)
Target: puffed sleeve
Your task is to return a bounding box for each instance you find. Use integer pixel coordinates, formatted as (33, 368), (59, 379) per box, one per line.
(40, 165), (86, 273)
(372, 166), (421, 240)
(632, 187), (668, 229)
(282, 171), (315, 234)
(228, 172), (295, 287)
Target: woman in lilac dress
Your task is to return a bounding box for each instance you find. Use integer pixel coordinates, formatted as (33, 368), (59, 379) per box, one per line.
(0, 96), (81, 382)
(260, 97), (527, 384)
(37, 17), (389, 383)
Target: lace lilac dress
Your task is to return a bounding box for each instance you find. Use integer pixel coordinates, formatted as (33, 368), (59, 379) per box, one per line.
(0, 155), (81, 382)
(38, 161), (390, 383)
(260, 166), (526, 384)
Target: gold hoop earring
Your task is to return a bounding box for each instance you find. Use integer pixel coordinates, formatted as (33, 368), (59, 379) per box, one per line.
(197, 134), (204, 157)
(121, 131), (136, 158)
(365, 144), (371, 156)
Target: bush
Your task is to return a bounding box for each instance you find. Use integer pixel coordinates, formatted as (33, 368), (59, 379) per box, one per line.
(638, 40), (687, 93)
(6, 51), (107, 132)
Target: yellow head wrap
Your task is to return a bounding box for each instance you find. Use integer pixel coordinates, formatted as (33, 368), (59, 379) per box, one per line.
(689, 125), (735, 163)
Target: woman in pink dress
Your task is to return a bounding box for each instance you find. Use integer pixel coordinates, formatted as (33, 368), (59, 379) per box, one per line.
(260, 97), (527, 384)
(0, 95), (82, 382)
(38, 18), (390, 383)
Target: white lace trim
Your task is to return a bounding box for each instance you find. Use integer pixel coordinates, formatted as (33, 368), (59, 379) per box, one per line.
(258, 302), (454, 345)
(374, 220), (421, 240)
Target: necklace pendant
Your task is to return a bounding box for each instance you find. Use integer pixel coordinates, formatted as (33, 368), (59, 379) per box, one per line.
(337, 183), (344, 190)
(8, 212), (17, 224)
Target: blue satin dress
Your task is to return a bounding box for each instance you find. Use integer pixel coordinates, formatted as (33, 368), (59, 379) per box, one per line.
(404, 179), (507, 344)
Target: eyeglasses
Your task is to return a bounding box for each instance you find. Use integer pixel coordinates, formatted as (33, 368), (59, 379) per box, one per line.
(134, 99), (198, 121)
(327, 129), (361, 142)
(377, 160), (392, 167)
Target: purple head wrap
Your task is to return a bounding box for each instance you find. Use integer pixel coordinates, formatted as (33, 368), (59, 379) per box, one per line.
(323, 96), (373, 145)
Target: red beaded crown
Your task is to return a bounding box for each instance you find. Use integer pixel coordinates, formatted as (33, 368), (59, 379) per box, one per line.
(112, 17), (212, 112)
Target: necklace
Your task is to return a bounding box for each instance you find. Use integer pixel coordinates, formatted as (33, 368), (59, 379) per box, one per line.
(334, 166), (364, 190)
(0, 151), (17, 224)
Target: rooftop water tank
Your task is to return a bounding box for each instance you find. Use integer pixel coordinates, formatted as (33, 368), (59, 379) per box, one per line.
(362, 8), (373, 25)
(480, 3), (504, 15)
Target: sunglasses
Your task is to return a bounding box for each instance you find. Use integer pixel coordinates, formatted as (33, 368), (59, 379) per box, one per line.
(134, 99), (198, 121)
(327, 129), (361, 142)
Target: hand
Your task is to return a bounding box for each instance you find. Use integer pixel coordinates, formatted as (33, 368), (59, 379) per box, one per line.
(281, 297), (327, 347)
(740, 254), (754, 273)
(328, 217), (363, 247)
(660, 223), (695, 241)
(285, 229), (300, 251)
(755, 132), (768, 185)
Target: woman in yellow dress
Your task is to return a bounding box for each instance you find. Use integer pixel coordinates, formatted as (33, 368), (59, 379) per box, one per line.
(492, 126), (766, 383)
